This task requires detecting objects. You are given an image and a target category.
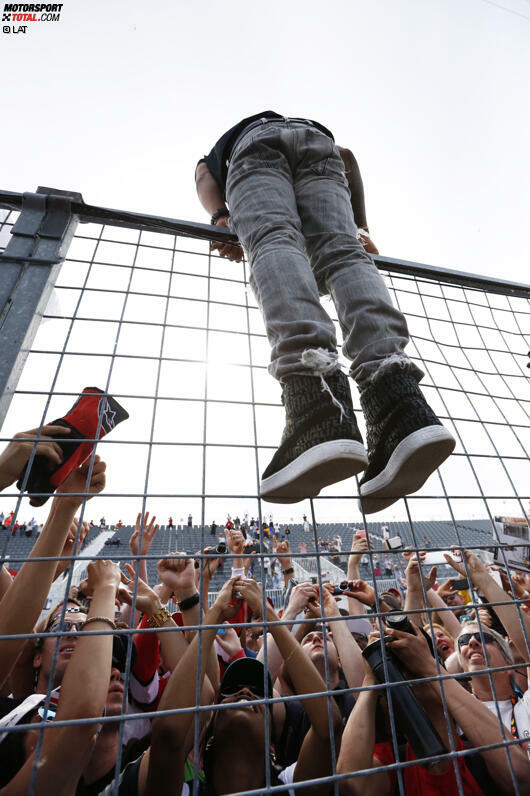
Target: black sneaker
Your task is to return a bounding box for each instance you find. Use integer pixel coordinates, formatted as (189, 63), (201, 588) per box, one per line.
(359, 370), (455, 514)
(260, 370), (368, 503)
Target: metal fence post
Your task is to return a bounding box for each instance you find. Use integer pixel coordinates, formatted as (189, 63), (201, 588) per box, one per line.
(0, 186), (82, 425)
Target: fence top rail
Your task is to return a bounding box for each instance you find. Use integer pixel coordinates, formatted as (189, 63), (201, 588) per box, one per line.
(1, 188), (530, 299)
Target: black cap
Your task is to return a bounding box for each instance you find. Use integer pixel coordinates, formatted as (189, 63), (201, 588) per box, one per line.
(112, 635), (137, 673)
(217, 658), (273, 703)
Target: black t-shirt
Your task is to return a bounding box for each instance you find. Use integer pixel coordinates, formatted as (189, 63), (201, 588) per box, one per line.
(76, 733), (151, 796)
(276, 684), (355, 768)
(197, 111), (334, 196)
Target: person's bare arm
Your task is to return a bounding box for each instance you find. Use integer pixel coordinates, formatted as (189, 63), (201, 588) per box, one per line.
(347, 533), (373, 616)
(237, 579), (342, 795)
(337, 146), (378, 254)
(195, 162), (243, 261)
(237, 579), (341, 739)
(322, 586), (364, 689)
(0, 424), (70, 492)
(195, 161), (227, 216)
(403, 554), (434, 628)
(130, 511), (159, 589)
(337, 669), (391, 796)
(446, 550), (530, 662)
(145, 578), (241, 796)
(3, 560), (121, 796)
(0, 457), (106, 690)
(0, 566), (13, 601)
(258, 582), (319, 682)
(427, 587), (462, 639)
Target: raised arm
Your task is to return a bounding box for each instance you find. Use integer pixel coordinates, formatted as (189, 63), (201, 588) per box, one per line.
(145, 577), (241, 796)
(3, 560), (121, 796)
(337, 665), (391, 796)
(0, 424), (69, 492)
(403, 553), (436, 628)
(445, 550), (530, 662)
(258, 581), (319, 682)
(237, 578), (342, 793)
(0, 456), (106, 689)
(321, 585), (364, 689)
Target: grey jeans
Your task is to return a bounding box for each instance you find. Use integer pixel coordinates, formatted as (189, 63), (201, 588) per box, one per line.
(226, 119), (423, 388)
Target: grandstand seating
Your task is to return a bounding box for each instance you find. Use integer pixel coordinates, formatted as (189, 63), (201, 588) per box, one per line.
(3, 518), (500, 594)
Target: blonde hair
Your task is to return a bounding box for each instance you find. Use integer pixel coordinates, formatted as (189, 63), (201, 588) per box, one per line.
(423, 622), (455, 644)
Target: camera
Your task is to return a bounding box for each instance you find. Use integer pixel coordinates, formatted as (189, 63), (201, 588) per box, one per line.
(331, 580), (351, 595)
(194, 543), (227, 569)
(363, 634), (447, 765)
(383, 612), (415, 634)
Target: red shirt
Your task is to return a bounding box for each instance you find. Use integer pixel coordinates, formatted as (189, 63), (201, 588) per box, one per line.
(373, 737), (484, 795)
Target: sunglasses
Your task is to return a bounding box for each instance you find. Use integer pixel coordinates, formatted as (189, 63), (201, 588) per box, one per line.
(47, 619), (86, 634)
(458, 632), (497, 648)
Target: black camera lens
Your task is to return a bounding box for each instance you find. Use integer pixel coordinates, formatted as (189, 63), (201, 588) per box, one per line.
(384, 613), (415, 635)
(339, 580), (350, 591)
(216, 542), (227, 554)
(362, 638), (447, 765)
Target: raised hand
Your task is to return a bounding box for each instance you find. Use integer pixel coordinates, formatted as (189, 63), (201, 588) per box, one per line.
(118, 564), (162, 617)
(54, 516), (90, 579)
(444, 549), (485, 584)
(284, 582), (317, 618)
(130, 511), (159, 557)
(424, 566), (438, 592)
(157, 553), (196, 600)
(56, 455), (106, 508)
(215, 624), (243, 658)
(404, 552), (427, 592)
(321, 584), (341, 618)
(225, 528), (245, 556)
(83, 559), (121, 596)
(233, 578), (264, 617)
(348, 532), (372, 578)
(0, 424), (71, 490)
(384, 623), (437, 677)
(210, 577), (243, 621)
(275, 540), (291, 567)
(344, 579), (376, 607)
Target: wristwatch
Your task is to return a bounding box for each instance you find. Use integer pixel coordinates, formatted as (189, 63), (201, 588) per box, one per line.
(210, 208), (229, 226)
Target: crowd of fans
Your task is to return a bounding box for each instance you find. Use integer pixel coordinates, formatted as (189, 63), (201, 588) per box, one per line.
(0, 424), (529, 794)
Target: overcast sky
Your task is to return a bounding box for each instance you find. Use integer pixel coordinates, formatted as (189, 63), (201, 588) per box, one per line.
(1, 0), (529, 529)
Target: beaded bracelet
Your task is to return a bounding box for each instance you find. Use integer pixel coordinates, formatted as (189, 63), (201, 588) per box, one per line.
(83, 616), (116, 631)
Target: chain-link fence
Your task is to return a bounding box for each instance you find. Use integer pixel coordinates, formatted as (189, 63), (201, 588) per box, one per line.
(0, 188), (529, 795)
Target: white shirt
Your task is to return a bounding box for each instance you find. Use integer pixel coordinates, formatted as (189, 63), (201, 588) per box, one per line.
(482, 688), (530, 756)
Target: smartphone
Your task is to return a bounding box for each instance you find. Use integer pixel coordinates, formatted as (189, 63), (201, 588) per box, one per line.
(423, 550), (455, 566)
(356, 530), (367, 539)
(217, 627), (226, 636)
(451, 578), (469, 591)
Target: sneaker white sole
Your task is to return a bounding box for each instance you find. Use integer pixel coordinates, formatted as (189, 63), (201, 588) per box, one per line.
(260, 439), (368, 504)
(359, 425), (455, 514)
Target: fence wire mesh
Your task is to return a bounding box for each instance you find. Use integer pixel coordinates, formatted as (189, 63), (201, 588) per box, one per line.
(0, 195), (529, 796)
